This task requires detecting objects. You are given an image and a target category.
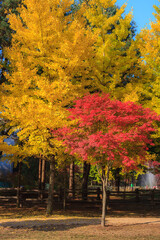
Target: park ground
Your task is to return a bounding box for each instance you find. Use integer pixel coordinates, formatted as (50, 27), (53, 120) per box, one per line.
(0, 203), (160, 240)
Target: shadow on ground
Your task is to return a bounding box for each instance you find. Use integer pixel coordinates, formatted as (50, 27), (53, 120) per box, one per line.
(1, 216), (160, 232)
(0, 218), (100, 231)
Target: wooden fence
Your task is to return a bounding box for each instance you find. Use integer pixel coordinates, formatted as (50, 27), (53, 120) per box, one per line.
(0, 188), (160, 207)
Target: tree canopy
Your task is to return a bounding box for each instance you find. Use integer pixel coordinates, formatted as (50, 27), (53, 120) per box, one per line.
(53, 93), (160, 226)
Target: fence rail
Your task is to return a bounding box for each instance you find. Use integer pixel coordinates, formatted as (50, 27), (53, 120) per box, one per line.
(0, 188), (160, 207)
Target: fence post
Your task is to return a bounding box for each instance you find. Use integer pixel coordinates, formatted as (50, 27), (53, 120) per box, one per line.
(151, 189), (155, 207)
(106, 190), (110, 206)
(59, 187), (63, 202)
(96, 187), (101, 200)
(17, 162), (22, 208)
(135, 188), (139, 202)
(123, 191), (126, 200)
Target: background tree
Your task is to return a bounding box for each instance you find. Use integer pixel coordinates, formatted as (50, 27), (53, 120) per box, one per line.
(138, 3), (160, 114)
(0, 0), (21, 84)
(0, 0), (94, 214)
(137, 2), (160, 164)
(82, 0), (141, 101)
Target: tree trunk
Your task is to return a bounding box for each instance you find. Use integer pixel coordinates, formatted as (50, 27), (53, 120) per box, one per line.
(101, 167), (110, 227)
(63, 167), (67, 210)
(41, 159), (46, 190)
(38, 158), (42, 190)
(82, 161), (90, 200)
(38, 158), (46, 200)
(17, 162), (21, 208)
(115, 168), (120, 193)
(68, 161), (75, 198)
(46, 158), (55, 215)
(101, 179), (107, 227)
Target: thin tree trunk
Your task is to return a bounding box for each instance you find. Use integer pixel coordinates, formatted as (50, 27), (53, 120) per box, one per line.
(38, 158), (42, 191)
(63, 167), (67, 210)
(41, 159), (46, 190)
(115, 168), (120, 193)
(46, 158), (55, 215)
(68, 161), (75, 198)
(38, 158), (46, 200)
(101, 178), (107, 227)
(17, 162), (21, 208)
(101, 167), (110, 227)
(82, 161), (90, 200)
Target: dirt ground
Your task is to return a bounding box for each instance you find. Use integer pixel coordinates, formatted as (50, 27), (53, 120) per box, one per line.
(0, 216), (160, 240)
(0, 204), (160, 240)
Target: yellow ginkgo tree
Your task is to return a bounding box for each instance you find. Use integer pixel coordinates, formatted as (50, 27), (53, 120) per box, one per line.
(84, 0), (142, 101)
(135, 2), (160, 169)
(0, 0), (94, 214)
(138, 3), (160, 114)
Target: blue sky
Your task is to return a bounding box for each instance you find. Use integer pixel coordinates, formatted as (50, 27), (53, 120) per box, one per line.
(116, 0), (160, 33)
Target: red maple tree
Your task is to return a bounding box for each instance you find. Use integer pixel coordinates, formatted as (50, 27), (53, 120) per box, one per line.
(53, 93), (160, 226)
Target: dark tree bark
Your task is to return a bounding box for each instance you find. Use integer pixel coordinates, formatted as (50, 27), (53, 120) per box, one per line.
(46, 158), (55, 215)
(63, 167), (67, 210)
(82, 161), (90, 200)
(68, 161), (75, 198)
(38, 158), (42, 191)
(115, 168), (120, 193)
(17, 162), (22, 208)
(38, 158), (46, 200)
(41, 159), (46, 190)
